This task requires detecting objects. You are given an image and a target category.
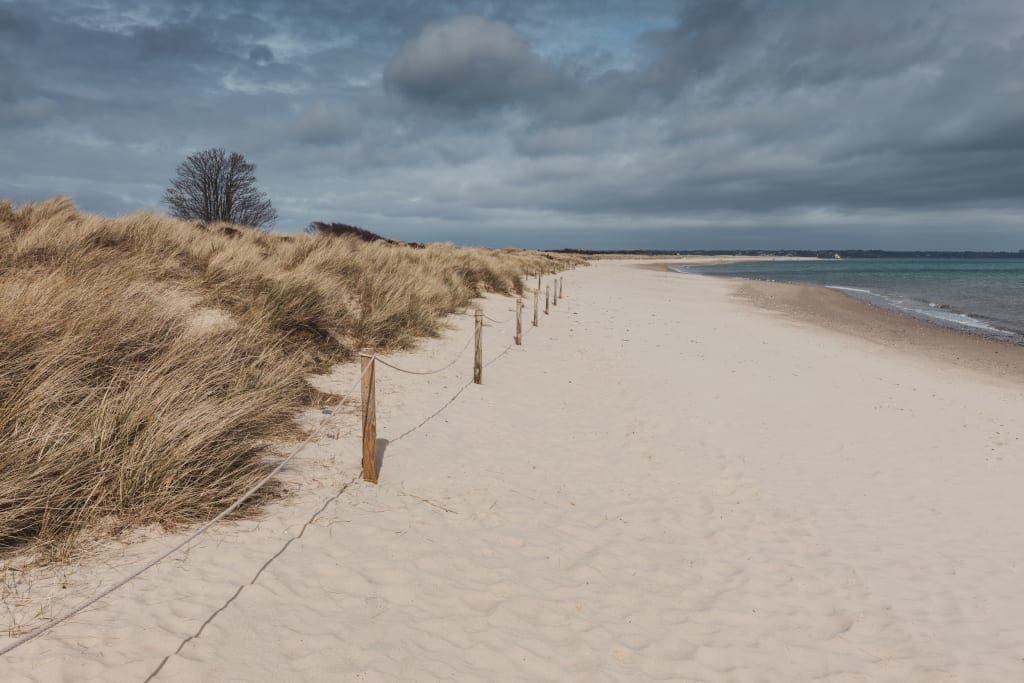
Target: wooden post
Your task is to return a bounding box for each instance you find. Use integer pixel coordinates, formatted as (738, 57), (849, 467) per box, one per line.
(360, 348), (378, 484)
(514, 297), (523, 346)
(559, 277), (564, 299)
(545, 286), (550, 314)
(533, 289), (539, 327)
(473, 310), (483, 384)
(537, 273), (541, 291)
(552, 281), (558, 307)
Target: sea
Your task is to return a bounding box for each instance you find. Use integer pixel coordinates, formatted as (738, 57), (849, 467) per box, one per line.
(673, 258), (1024, 344)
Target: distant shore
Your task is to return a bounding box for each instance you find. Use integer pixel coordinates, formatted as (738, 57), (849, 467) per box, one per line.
(634, 254), (817, 270)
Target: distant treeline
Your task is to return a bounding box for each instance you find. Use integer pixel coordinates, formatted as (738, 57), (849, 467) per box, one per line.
(552, 248), (1024, 259)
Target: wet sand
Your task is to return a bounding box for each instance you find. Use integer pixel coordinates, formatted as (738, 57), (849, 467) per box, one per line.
(734, 278), (1024, 383)
(647, 259), (1024, 383)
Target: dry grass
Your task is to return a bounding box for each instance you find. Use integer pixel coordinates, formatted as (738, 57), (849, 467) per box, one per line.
(0, 196), (583, 561)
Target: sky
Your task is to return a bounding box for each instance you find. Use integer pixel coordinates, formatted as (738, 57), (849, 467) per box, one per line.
(1, 0), (1024, 250)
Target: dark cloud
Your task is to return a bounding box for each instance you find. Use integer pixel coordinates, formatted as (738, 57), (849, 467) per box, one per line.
(1, 0), (1024, 248)
(249, 44), (274, 65)
(642, 0), (758, 91)
(384, 15), (563, 109)
(0, 4), (39, 39)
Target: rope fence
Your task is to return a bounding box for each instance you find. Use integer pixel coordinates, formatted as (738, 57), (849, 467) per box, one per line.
(0, 270), (573, 662)
(0, 362), (371, 658)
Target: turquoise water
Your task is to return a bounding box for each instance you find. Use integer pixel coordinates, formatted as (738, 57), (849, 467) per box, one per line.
(676, 258), (1024, 342)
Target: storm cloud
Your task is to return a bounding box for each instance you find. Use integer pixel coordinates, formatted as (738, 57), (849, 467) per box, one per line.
(1, 0), (1023, 249)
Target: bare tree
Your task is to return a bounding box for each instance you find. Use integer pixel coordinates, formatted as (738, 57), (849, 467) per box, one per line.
(163, 148), (278, 228)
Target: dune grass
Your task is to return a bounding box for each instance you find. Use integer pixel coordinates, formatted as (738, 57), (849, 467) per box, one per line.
(0, 197), (583, 560)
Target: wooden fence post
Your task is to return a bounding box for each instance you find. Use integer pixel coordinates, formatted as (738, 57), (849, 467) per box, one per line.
(360, 348), (378, 484)
(515, 297), (523, 346)
(536, 273), (541, 291)
(533, 289), (539, 327)
(545, 286), (550, 315)
(559, 277), (564, 299)
(473, 310), (483, 384)
(552, 281), (558, 307)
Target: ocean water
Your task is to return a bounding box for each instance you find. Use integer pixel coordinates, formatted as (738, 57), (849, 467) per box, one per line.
(675, 258), (1024, 343)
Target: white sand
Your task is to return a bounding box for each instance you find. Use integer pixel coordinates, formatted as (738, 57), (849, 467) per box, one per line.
(4, 260), (1024, 680)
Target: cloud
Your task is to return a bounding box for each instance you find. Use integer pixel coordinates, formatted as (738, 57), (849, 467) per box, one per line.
(2, 0), (1024, 249)
(249, 45), (275, 65)
(292, 100), (359, 145)
(0, 95), (58, 127)
(0, 5), (40, 40)
(642, 0), (758, 91)
(384, 15), (562, 109)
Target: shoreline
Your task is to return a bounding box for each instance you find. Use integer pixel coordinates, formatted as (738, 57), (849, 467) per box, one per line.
(734, 278), (1024, 384)
(652, 259), (1024, 384)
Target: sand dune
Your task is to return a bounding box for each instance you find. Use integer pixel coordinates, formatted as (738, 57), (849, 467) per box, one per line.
(3, 260), (1024, 680)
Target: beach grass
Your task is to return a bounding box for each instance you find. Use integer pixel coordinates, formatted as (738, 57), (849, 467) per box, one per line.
(0, 196), (582, 560)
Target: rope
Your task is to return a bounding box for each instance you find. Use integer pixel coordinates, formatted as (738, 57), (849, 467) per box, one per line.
(482, 311), (514, 325)
(485, 347), (514, 368)
(485, 339), (517, 367)
(374, 332), (474, 376)
(0, 363), (371, 659)
(389, 380), (473, 444)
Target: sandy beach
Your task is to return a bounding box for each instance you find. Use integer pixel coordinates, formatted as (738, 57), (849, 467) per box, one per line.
(4, 259), (1024, 681)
